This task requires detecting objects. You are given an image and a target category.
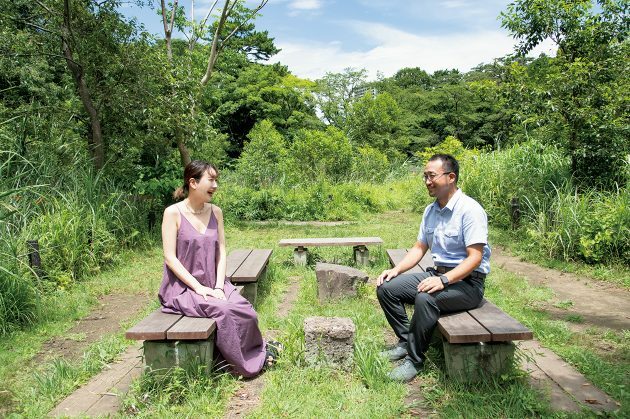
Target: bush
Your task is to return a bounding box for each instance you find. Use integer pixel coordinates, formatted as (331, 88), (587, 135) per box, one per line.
(236, 120), (287, 187)
(453, 140), (628, 265)
(0, 234), (38, 336)
(287, 127), (353, 183)
(351, 146), (390, 181)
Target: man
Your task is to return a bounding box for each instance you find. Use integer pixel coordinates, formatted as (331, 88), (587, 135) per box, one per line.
(376, 153), (491, 382)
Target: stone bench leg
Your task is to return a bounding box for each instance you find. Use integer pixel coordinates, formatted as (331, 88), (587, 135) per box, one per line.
(442, 339), (516, 381)
(143, 338), (215, 374)
(353, 245), (369, 266)
(294, 246), (308, 266)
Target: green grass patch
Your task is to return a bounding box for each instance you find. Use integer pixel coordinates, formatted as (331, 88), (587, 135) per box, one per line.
(1, 210), (627, 417)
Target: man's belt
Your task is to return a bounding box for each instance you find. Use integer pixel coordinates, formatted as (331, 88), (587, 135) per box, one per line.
(434, 265), (486, 280)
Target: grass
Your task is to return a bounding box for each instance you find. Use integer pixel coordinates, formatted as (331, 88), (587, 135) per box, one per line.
(490, 227), (630, 290)
(0, 210), (627, 417)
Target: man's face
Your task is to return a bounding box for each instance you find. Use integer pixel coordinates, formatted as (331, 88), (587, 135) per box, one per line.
(423, 159), (453, 198)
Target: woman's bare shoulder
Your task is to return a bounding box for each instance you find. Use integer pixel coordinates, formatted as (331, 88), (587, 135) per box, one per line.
(164, 203), (181, 217)
(211, 204), (223, 215)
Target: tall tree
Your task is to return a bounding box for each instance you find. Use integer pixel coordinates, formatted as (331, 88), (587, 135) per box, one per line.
(157, 0), (269, 166)
(501, 0), (629, 187)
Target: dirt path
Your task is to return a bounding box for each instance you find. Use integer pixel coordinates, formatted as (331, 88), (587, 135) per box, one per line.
(34, 292), (148, 365)
(223, 276), (302, 419)
(492, 247), (630, 331)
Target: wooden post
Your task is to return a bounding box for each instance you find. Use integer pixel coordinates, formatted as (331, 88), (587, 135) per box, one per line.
(510, 197), (521, 228)
(26, 240), (43, 278)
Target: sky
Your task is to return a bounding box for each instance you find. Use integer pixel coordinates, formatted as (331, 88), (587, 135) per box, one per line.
(121, 0), (557, 80)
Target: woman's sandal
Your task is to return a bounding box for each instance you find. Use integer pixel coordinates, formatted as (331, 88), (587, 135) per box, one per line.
(263, 340), (284, 370)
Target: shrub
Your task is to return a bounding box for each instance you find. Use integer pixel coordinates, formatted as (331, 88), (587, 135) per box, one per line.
(236, 120), (287, 187)
(351, 146), (390, 181)
(286, 127), (353, 183)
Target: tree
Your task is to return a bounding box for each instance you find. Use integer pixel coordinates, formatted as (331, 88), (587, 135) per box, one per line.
(501, 0), (629, 187)
(315, 68), (368, 129)
(345, 92), (402, 154)
(1, 0), (156, 173)
(157, 0), (270, 166)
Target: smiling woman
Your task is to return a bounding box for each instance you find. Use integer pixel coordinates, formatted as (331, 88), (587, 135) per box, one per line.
(158, 160), (278, 377)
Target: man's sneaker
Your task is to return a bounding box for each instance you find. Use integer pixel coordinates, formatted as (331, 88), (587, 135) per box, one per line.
(387, 358), (421, 383)
(380, 345), (408, 361)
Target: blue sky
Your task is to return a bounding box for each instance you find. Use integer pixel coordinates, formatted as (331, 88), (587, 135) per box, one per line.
(122, 0), (556, 80)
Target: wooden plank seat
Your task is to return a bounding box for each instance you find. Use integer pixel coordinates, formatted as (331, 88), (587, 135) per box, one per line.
(386, 248), (434, 274)
(387, 249), (533, 380)
(279, 237), (383, 266)
(126, 248), (272, 374)
(226, 248), (273, 305)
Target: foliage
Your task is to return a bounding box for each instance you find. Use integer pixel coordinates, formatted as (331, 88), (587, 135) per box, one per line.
(346, 92), (403, 156)
(235, 120), (287, 187)
(501, 0), (629, 188)
(352, 146), (390, 182)
(286, 127), (353, 183)
(458, 141), (629, 265)
(315, 67), (369, 129)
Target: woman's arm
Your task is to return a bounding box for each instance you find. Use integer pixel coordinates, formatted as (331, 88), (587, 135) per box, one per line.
(214, 205), (227, 291)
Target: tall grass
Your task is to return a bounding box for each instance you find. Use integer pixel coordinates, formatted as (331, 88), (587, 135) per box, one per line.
(0, 150), (152, 335)
(455, 141), (629, 265)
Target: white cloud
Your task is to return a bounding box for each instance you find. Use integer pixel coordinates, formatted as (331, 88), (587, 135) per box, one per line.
(269, 21), (558, 80)
(289, 0), (322, 10)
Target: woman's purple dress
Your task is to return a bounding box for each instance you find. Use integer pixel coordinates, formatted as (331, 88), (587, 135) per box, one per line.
(158, 207), (266, 377)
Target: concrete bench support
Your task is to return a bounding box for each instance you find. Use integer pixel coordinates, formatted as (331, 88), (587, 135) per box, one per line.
(144, 339), (215, 374)
(294, 246), (308, 266)
(352, 245), (369, 265)
(442, 340), (516, 381)
(280, 237), (383, 266)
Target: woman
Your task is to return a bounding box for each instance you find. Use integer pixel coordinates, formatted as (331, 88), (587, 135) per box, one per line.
(158, 160), (279, 377)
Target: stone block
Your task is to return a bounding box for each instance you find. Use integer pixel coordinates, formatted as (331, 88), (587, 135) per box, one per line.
(315, 263), (368, 302)
(443, 340), (516, 381)
(143, 339), (214, 374)
(304, 316), (355, 371)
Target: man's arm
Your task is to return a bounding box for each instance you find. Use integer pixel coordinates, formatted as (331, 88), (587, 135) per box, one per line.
(376, 241), (428, 286)
(417, 243), (483, 293)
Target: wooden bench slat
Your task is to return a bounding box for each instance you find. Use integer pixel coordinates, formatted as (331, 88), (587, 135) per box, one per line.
(468, 300), (533, 341)
(416, 249), (434, 271)
(279, 237), (383, 247)
(386, 249), (424, 274)
(226, 249), (252, 279)
(438, 311), (492, 343)
(125, 309), (182, 340)
(166, 317), (217, 340)
(231, 249), (272, 283)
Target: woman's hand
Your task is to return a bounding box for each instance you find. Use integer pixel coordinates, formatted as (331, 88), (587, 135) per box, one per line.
(209, 288), (226, 300)
(194, 285), (226, 301)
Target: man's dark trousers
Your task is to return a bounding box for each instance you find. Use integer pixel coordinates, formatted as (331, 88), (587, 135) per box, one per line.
(376, 271), (484, 367)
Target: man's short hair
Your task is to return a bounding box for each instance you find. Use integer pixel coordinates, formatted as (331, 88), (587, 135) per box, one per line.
(428, 154), (459, 183)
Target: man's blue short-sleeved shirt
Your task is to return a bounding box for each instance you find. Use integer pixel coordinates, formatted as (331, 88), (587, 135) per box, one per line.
(417, 189), (491, 274)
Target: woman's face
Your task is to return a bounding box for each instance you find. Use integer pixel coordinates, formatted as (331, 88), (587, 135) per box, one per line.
(190, 169), (218, 201)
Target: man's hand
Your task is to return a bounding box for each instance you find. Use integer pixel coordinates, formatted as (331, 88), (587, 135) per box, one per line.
(377, 268), (400, 287)
(418, 276), (445, 294)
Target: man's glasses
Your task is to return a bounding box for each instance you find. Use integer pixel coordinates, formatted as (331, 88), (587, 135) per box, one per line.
(423, 172), (452, 182)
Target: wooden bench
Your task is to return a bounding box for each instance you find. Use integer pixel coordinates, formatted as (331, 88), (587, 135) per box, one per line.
(387, 248), (533, 380)
(125, 248), (272, 374)
(226, 248), (273, 305)
(279, 237), (383, 266)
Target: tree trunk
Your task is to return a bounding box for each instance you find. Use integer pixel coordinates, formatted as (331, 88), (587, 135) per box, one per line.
(62, 0), (104, 170)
